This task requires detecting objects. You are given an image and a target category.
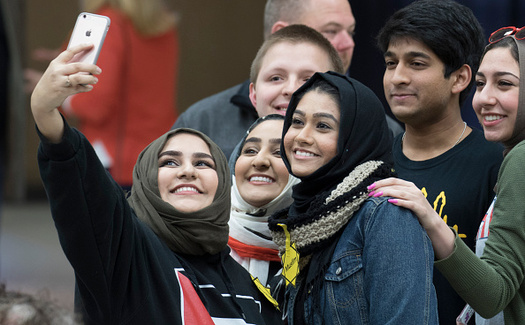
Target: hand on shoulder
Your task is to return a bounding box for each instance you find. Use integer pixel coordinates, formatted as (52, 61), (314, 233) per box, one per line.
(368, 177), (456, 259)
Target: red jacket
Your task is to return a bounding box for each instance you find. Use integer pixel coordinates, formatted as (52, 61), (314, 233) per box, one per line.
(67, 7), (178, 186)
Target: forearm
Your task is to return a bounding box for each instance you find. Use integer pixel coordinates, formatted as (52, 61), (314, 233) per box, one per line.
(435, 236), (510, 318)
(38, 123), (131, 290)
(425, 216), (456, 260)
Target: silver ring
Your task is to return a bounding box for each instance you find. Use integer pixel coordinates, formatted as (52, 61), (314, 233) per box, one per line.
(65, 77), (72, 87)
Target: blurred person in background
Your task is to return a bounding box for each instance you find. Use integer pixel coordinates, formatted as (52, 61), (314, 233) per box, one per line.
(173, 0), (403, 159)
(26, 0), (180, 192)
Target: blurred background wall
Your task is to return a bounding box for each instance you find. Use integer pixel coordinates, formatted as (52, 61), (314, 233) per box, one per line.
(8, 0), (265, 202)
(7, 0), (525, 202)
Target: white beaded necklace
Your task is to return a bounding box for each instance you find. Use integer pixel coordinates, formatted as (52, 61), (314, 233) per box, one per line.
(402, 121), (467, 147)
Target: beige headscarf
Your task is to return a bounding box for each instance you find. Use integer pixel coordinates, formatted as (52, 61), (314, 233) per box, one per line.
(504, 36), (525, 153)
(127, 128), (231, 255)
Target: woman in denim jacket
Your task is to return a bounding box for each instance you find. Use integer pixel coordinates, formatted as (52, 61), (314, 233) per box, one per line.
(268, 71), (438, 324)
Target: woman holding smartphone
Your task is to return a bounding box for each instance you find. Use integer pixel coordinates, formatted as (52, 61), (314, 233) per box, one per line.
(30, 44), (280, 324)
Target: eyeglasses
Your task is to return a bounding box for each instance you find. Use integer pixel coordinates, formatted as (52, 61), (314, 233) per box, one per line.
(489, 26), (525, 44)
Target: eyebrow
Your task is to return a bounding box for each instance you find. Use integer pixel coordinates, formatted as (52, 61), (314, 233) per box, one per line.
(244, 137), (281, 145)
(261, 67), (318, 79)
(294, 109), (339, 124)
(158, 150), (215, 161)
(244, 137), (261, 144)
(477, 71), (520, 80)
(384, 50), (431, 60)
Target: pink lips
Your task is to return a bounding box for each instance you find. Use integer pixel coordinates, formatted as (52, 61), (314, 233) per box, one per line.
(273, 103), (288, 116)
(391, 93), (415, 101)
(482, 114), (505, 127)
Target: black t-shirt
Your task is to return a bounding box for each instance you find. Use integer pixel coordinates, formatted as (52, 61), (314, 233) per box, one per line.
(393, 128), (503, 325)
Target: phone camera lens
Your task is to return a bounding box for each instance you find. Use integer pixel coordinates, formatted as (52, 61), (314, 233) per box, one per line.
(83, 14), (86, 18)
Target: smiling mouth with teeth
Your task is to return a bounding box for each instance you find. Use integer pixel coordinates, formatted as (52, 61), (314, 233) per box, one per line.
(174, 186), (199, 194)
(485, 115), (503, 122)
(249, 176), (274, 183)
(295, 150), (316, 157)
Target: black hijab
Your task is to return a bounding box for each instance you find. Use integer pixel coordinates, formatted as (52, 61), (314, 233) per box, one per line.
(269, 72), (395, 323)
(281, 71), (393, 216)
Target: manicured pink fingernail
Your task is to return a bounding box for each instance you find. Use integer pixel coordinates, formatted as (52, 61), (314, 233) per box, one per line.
(373, 191), (383, 197)
(368, 191), (375, 197)
(388, 199), (398, 204)
(367, 183), (376, 190)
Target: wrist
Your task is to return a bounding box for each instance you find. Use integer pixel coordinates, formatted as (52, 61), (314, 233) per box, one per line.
(425, 214), (455, 260)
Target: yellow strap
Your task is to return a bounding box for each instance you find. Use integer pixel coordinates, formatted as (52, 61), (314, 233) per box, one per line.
(251, 275), (280, 310)
(278, 223), (299, 287)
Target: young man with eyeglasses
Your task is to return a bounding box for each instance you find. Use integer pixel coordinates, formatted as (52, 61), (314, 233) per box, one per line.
(377, 1), (504, 324)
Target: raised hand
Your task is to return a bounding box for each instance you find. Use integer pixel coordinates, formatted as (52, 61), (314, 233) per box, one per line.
(31, 44), (101, 143)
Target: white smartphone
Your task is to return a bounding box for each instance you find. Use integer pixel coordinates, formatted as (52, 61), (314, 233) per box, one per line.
(67, 12), (110, 64)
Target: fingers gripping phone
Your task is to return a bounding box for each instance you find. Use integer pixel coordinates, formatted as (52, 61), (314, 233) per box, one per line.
(67, 12), (110, 64)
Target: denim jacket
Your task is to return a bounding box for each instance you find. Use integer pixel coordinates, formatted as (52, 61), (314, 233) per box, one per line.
(283, 196), (438, 324)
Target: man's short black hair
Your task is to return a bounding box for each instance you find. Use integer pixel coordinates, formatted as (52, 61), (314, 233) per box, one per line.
(377, 0), (485, 105)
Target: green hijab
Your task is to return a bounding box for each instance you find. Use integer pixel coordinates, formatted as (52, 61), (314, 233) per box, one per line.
(127, 128), (231, 255)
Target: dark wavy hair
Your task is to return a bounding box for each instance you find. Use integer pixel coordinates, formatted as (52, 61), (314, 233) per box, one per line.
(377, 0), (485, 105)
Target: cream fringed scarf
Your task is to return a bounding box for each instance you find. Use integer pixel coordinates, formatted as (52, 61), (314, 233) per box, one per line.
(269, 160), (393, 267)
(127, 128), (231, 256)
